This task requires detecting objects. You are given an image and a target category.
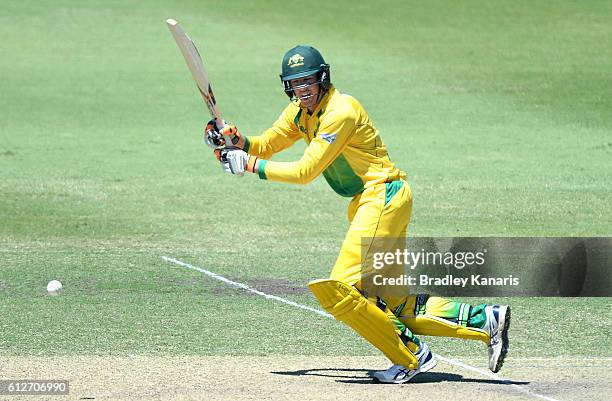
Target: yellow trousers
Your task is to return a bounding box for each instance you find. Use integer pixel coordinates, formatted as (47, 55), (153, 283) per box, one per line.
(329, 179), (489, 344)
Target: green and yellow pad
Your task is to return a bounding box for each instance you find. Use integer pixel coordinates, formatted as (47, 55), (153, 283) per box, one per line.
(308, 279), (418, 369)
(398, 296), (490, 344)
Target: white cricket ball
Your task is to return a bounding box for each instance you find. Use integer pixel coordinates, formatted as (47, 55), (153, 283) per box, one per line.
(47, 280), (63, 295)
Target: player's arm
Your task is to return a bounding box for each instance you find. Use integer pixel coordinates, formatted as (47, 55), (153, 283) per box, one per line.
(204, 105), (300, 159)
(243, 105), (301, 159)
(215, 107), (355, 181)
(256, 107), (356, 184)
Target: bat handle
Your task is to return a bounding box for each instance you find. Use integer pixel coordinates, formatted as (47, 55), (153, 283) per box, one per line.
(213, 117), (225, 130)
(214, 117), (235, 148)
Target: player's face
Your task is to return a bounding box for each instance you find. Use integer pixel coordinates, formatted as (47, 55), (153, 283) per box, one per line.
(290, 75), (320, 111)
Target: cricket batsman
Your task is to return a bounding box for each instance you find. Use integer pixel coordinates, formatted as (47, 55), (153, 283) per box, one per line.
(204, 45), (511, 383)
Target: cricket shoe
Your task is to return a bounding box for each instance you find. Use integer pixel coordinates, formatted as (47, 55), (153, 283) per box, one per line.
(369, 342), (437, 384)
(485, 304), (511, 373)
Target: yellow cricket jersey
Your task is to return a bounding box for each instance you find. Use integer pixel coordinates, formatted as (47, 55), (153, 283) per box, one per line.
(244, 87), (406, 197)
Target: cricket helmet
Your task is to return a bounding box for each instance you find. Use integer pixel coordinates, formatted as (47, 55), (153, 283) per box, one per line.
(280, 45), (331, 99)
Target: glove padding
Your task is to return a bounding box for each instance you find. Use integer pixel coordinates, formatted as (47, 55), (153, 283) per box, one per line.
(204, 119), (242, 149)
(215, 148), (255, 177)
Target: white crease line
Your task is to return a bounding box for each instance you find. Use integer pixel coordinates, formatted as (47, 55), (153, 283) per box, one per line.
(161, 256), (331, 318)
(162, 256), (561, 401)
(435, 355), (561, 401)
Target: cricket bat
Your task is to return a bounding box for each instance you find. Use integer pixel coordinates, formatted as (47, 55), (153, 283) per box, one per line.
(166, 18), (229, 142)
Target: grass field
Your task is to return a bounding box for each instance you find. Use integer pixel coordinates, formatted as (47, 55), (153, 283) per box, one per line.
(1, 1), (611, 400)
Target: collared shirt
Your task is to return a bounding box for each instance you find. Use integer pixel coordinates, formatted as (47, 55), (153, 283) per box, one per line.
(244, 87), (406, 197)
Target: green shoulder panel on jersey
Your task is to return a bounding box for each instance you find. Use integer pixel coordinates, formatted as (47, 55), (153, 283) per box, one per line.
(322, 154), (364, 197)
(293, 109), (303, 127)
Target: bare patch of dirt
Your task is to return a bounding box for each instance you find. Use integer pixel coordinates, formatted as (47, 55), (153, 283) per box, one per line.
(178, 276), (310, 297)
(247, 278), (311, 295)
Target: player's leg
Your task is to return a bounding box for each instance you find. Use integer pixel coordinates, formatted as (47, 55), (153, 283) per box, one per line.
(309, 278), (422, 370)
(329, 179), (412, 306)
(311, 180), (435, 383)
(398, 296), (490, 341)
(397, 295), (511, 372)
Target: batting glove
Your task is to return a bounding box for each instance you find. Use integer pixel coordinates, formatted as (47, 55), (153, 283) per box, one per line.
(215, 148), (258, 177)
(204, 119), (243, 149)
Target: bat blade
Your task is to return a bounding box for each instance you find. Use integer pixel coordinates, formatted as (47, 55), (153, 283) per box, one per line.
(166, 18), (224, 129)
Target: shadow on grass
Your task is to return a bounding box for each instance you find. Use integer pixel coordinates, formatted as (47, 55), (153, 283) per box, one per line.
(271, 368), (529, 385)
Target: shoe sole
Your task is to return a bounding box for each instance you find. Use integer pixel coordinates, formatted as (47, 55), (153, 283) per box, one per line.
(373, 356), (438, 384)
(492, 305), (511, 373)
